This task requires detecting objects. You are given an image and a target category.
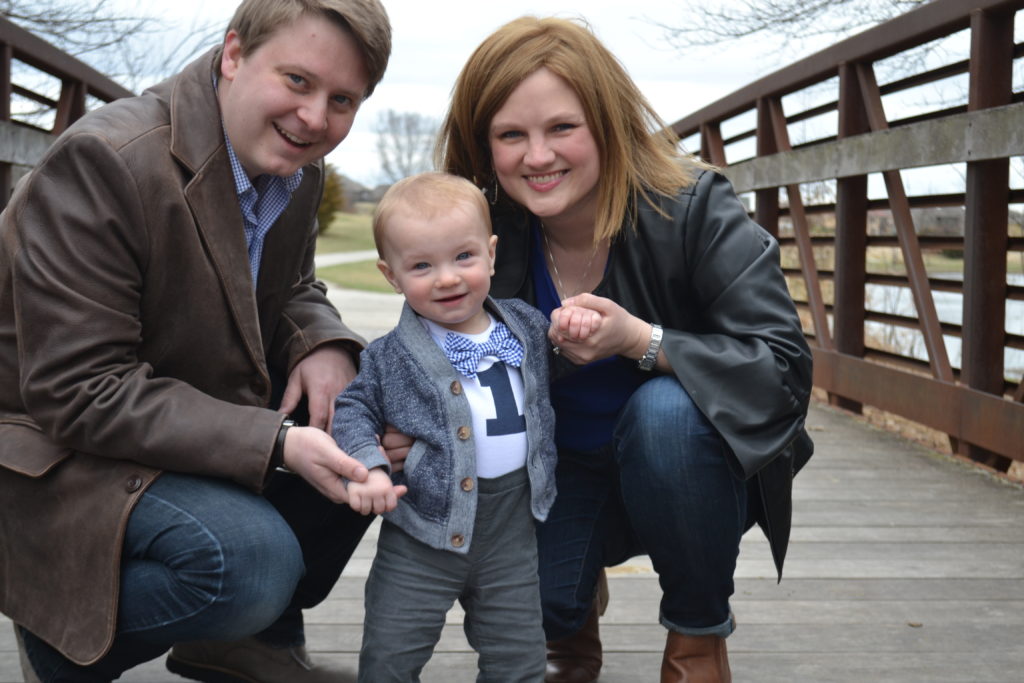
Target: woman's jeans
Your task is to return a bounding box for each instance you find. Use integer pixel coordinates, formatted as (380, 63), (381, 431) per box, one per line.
(537, 375), (748, 641)
(19, 470), (373, 682)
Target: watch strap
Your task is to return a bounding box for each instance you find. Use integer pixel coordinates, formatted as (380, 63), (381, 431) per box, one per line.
(637, 324), (663, 371)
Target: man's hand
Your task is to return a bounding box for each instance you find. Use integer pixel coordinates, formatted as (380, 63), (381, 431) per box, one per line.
(279, 344), (357, 431)
(347, 468), (405, 515)
(282, 425), (370, 504)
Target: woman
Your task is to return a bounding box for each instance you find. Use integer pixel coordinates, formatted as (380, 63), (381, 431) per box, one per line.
(436, 16), (813, 683)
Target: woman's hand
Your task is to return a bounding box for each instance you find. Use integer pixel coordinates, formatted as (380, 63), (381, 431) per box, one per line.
(550, 293), (652, 366)
(380, 425), (412, 473)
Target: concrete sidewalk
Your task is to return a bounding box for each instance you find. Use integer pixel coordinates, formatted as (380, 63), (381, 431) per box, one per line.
(325, 284), (403, 341)
(315, 250), (378, 268)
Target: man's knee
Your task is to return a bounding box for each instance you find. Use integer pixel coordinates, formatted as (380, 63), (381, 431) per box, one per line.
(214, 516), (305, 636)
(124, 476), (305, 638)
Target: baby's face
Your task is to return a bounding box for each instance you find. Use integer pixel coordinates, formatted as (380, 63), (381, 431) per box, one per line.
(377, 204), (497, 335)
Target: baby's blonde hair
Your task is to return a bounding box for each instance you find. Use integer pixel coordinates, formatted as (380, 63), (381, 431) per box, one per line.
(373, 172), (492, 255)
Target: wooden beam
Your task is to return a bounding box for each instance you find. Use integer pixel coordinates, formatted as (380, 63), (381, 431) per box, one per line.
(812, 349), (1024, 460)
(856, 63), (954, 385)
(720, 103), (1024, 193)
(767, 96), (833, 349)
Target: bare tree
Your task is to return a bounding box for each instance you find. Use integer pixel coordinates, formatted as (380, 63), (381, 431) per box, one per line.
(1, 0), (147, 56)
(658, 0), (930, 54)
(1, 0), (220, 91)
(374, 109), (438, 184)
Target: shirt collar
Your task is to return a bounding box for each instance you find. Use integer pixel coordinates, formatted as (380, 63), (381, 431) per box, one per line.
(222, 132), (304, 199)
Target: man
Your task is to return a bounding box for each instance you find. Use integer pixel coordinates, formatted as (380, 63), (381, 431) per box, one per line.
(0, 1), (391, 681)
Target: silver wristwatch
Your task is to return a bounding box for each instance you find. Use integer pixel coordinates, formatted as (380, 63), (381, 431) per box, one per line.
(637, 324), (663, 371)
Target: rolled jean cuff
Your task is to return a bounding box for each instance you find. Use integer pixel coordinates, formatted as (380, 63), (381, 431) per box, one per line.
(660, 611), (735, 639)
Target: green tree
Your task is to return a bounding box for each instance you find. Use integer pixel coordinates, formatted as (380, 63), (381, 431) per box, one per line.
(318, 164), (348, 235)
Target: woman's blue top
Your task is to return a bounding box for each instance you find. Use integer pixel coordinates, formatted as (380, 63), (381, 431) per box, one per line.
(529, 222), (647, 451)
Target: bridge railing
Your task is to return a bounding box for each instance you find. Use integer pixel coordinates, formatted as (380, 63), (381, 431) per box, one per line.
(671, 0), (1024, 468)
(0, 16), (132, 207)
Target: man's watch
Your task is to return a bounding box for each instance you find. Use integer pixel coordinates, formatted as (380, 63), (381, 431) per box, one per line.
(637, 324), (663, 372)
(272, 418), (297, 471)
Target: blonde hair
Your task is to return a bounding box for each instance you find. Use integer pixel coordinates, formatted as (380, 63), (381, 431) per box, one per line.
(373, 172), (492, 255)
(438, 16), (707, 244)
(221, 0), (391, 97)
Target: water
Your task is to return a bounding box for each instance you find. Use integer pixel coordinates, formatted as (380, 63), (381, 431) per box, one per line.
(863, 274), (1024, 380)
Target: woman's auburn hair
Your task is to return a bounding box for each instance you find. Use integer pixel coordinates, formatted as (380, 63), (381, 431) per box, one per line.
(437, 15), (707, 244)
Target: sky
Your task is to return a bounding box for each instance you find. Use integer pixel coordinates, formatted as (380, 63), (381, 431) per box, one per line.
(127, 0), (805, 187)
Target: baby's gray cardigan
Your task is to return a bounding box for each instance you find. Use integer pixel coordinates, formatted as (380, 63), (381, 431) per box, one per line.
(332, 297), (557, 554)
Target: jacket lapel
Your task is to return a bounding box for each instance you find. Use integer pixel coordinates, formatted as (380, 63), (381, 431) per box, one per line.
(164, 50), (267, 373)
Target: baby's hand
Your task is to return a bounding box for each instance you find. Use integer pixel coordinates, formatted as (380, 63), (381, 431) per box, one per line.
(550, 304), (602, 344)
(346, 468), (403, 515)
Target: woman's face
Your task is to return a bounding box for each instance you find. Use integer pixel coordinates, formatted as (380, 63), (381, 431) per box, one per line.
(488, 68), (600, 230)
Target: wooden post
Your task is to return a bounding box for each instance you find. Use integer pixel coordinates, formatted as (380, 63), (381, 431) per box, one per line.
(755, 98), (780, 238)
(832, 62), (870, 413)
(962, 8), (1013, 470)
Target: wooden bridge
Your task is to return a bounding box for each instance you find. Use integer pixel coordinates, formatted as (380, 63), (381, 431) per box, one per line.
(672, 0), (1024, 472)
(1, 0), (1023, 680)
(2, 289), (1021, 681)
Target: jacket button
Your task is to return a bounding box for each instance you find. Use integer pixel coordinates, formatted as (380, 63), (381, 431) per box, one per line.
(457, 426), (471, 440)
(125, 475), (143, 493)
(460, 477), (474, 492)
(450, 380), (462, 395)
(451, 534), (465, 548)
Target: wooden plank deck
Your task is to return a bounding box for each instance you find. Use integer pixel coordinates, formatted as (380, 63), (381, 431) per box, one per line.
(2, 289), (1022, 681)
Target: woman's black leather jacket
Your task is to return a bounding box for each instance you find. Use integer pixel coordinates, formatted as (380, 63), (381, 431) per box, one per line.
(489, 170), (814, 577)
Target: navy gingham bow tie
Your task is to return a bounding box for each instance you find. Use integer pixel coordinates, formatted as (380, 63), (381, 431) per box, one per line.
(443, 322), (524, 379)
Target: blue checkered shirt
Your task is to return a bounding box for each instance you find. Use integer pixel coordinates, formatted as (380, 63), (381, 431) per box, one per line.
(223, 134), (304, 285)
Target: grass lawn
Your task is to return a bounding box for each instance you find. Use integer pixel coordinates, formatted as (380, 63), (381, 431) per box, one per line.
(315, 211), (388, 290)
(316, 211), (375, 254)
(317, 260), (394, 293)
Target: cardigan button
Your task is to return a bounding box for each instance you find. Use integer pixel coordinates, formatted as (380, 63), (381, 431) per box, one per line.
(460, 477), (474, 492)
(457, 426), (471, 440)
(451, 534), (465, 548)
(125, 475), (143, 493)
(450, 380), (462, 395)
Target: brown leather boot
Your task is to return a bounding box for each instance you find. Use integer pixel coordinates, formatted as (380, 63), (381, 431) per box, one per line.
(544, 570), (609, 683)
(660, 631), (731, 683)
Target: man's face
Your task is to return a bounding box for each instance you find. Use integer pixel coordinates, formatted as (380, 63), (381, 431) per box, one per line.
(218, 13), (369, 178)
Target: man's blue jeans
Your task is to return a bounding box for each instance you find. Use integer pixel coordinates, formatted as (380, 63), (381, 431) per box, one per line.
(537, 376), (748, 640)
(19, 470), (372, 682)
